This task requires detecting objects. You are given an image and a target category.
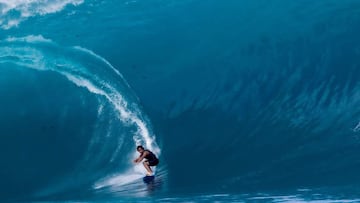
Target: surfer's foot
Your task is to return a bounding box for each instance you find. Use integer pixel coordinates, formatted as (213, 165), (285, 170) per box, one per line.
(146, 172), (153, 176)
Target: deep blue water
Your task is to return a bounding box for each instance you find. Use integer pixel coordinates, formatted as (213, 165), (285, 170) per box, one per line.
(1, 0), (360, 202)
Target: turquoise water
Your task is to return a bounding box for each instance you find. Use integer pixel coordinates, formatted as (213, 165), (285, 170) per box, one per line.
(1, 0), (360, 202)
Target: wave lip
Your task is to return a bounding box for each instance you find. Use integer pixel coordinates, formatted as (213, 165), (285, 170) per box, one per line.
(0, 0), (83, 29)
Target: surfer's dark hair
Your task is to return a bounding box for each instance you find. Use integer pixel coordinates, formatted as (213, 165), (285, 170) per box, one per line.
(137, 145), (144, 150)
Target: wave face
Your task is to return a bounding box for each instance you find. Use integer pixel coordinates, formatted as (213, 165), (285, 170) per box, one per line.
(1, 0), (360, 201)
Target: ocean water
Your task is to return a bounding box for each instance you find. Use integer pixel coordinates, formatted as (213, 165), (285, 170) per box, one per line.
(1, 0), (360, 202)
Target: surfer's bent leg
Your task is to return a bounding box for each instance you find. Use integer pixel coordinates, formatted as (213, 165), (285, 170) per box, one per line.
(143, 160), (153, 175)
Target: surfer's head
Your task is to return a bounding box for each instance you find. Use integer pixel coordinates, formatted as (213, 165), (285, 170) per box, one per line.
(137, 145), (145, 153)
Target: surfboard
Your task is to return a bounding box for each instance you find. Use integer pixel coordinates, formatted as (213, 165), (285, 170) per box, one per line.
(143, 175), (155, 183)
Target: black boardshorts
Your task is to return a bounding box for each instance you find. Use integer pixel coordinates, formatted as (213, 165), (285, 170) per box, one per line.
(148, 159), (159, 166)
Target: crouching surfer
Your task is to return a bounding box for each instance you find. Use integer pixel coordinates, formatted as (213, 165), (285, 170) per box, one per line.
(133, 145), (159, 176)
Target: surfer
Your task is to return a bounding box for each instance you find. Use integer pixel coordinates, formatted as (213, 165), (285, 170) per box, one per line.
(134, 145), (159, 176)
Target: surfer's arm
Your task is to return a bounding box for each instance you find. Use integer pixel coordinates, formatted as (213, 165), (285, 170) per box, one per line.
(134, 151), (149, 163)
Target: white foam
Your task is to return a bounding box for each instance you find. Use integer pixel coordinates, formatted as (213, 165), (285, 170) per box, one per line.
(73, 46), (125, 79)
(61, 71), (135, 125)
(94, 166), (143, 189)
(94, 173), (141, 189)
(0, 0), (84, 29)
(94, 164), (156, 189)
(353, 121), (360, 132)
(5, 35), (53, 43)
